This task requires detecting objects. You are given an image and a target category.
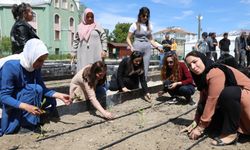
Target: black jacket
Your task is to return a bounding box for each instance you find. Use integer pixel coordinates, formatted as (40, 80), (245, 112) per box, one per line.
(10, 19), (39, 54)
(109, 57), (148, 94)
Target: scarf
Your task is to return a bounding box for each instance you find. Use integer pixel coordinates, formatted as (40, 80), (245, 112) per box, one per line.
(191, 51), (237, 91)
(78, 8), (96, 41)
(20, 38), (48, 72)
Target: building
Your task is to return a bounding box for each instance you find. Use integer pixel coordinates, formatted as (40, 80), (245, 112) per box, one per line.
(153, 26), (196, 58)
(108, 42), (131, 59)
(0, 0), (80, 54)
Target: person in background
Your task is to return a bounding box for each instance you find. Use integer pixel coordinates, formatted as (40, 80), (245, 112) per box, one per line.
(195, 32), (209, 58)
(127, 7), (162, 76)
(158, 51), (195, 105)
(159, 34), (172, 67)
(235, 32), (247, 67)
(10, 3), (39, 54)
(210, 32), (218, 61)
(109, 51), (152, 102)
(246, 33), (250, 67)
(219, 32), (230, 55)
(170, 38), (177, 52)
(0, 39), (72, 136)
(183, 50), (250, 146)
(72, 8), (107, 72)
(69, 61), (113, 119)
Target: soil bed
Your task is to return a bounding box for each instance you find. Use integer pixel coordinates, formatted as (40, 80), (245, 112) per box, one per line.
(0, 92), (250, 150)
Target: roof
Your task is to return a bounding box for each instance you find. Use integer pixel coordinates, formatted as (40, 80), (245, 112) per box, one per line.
(154, 27), (196, 35)
(108, 42), (128, 47)
(0, 0), (51, 6)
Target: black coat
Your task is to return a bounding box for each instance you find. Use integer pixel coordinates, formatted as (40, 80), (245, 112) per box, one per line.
(10, 19), (39, 54)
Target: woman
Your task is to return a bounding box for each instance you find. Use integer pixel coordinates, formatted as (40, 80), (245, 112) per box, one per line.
(184, 51), (250, 146)
(126, 7), (162, 77)
(10, 3), (39, 54)
(72, 8), (107, 72)
(0, 39), (72, 136)
(158, 51), (195, 105)
(170, 38), (177, 52)
(109, 51), (152, 102)
(69, 61), (113, 119)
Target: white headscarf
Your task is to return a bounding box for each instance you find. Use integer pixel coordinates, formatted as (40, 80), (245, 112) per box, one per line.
(20, 38), (48, 72)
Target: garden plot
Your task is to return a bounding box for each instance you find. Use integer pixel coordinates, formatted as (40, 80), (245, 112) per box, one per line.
(0, 93), (250, 150)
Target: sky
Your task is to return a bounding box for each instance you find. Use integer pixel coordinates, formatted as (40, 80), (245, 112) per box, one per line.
(80, 0), (250, 35)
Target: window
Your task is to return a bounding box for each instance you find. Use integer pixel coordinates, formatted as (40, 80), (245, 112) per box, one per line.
(71, 33), (74, 46)
(55, 14), (59, 24)
(70, 18), (74, 27)
(70, 4), (74, 11)
(55, 48), (59, 55)
(55, 30), (60, 40)
(62, 0), (68, 9)
(54, 0), (59, 8)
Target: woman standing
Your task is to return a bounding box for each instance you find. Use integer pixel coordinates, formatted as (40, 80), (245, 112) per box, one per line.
(184, 51), (250, 146)
(72, 8), (107, 72)
(126, 7), (162, 76)
(0, 39), (72, 136)
(70, 61), (113, 119)
(109, 51), (151, 102)
(158, 51), (195, 104)
(10, 3), (39, 54)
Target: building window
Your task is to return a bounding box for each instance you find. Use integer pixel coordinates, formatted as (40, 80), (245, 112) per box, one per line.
(62, 0), (68, 9)
(54, 0), (59, 8)
(55, 48), (59, 55)
(55, 30), (60, 40)
(70, 4), (74, 11)
(71, 32), (74, 46)
(70, 18), (74, 27)
(55, 14), (59, 24)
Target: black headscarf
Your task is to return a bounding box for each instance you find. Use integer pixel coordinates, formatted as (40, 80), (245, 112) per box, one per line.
(185, 51), (237, 91)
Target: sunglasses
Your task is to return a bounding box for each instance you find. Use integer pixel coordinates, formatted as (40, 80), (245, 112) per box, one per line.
(141, 14), (148, 18)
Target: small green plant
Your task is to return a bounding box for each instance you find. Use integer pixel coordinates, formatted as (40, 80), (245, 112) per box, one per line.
(138, 109), (145, 129)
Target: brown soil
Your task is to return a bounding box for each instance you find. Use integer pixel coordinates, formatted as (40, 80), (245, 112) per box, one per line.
(0, 92), (250, 150)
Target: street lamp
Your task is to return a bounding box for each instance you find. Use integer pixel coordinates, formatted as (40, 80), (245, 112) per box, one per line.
(196, 14), (203, 40)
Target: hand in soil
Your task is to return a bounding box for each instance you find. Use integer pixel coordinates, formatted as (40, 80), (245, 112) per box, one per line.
(103, 111), (114, 120)
(180, 121), (197, 133)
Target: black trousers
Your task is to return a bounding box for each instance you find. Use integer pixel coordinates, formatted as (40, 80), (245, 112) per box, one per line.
(198, 86), (241, 135)
(163, 80), (195, 100)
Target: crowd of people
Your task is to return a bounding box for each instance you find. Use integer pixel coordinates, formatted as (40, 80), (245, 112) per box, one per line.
(1, 2), (250, 148)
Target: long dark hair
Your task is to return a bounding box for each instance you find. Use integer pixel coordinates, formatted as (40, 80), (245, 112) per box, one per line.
(12, 3), (31, 20)
(136, 7), (150, 31)
(127, 51), (144, 75)
(83, 61), (107, 89)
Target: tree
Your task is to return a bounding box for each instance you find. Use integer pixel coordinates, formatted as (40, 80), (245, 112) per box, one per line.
(112, 23), (131, 43)
(0, 36), (11, 57)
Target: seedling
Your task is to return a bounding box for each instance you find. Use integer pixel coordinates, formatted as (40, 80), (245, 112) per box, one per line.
(137, 109), (145, 129)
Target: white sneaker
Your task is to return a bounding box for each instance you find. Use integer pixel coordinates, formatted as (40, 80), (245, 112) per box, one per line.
(167, 98), (178, 104)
